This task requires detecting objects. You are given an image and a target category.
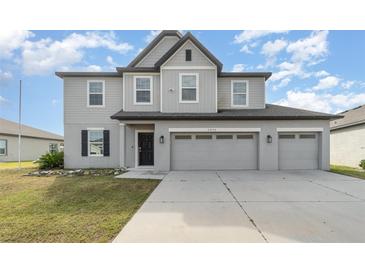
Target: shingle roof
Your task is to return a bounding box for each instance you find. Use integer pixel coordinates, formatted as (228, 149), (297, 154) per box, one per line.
(330, 104), (365, 130)
(111, 104), (341, 121)
(128, 30), (183, 67)
(155, 32), (223, 72)
(0, 118), (64, 141)
(55, 72), (120, 78)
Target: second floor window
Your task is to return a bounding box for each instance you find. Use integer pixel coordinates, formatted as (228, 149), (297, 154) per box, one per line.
(134, 76), (153, 104)
(231, 80), (248, 107)
(88, 80), (105, 107)
(180, 73), (199, 103)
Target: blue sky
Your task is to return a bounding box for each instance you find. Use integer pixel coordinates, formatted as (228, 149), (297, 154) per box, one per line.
(1, 30), (365, 135)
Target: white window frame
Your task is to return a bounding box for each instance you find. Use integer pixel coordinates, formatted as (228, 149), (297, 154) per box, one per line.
(179, 73), (199, 103)
(87, 80), (105, 108)
(49, 143), (58, 153)
(0, 139), (7, 156)
(88, 129), (104, 157)
(133, 76), (153, 105)
(231, 80), (249, 107)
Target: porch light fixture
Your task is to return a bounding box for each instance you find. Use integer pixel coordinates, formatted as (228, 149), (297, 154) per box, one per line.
(159, 135), (165, 144)
(267, 135), (272, 143)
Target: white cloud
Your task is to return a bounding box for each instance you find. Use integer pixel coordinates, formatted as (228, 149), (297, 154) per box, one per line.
(145, 30), (161, 43)
(239, 45), (253, 54)
(275, 90), (365, 114)
(313, 76), (340, 90)
(233, 30), (288, 44)
(84, 65), (102, 72)
(0, 70), (13, 82)
(106, 56), (115, 65)
(261, 39), (287, 57)
(314, 70), (330, 78)
(51, 99), (58, 106)
(286, 30), (329, 64)
(232, 64), (245, 72)
(341, 80), (355, 89)
(0, 30), (34, 59)
(270, 62), (304, 81)
(273, 78), (291, 91)
(0, 95), (9, 106)
(21, 31), (133, 75)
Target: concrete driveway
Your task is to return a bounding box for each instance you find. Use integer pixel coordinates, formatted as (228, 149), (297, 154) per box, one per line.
(113, 170), (365, 243)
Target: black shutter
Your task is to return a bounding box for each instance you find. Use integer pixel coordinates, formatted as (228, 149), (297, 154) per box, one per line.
(81, 130), (88, 156)
(103, 130), (110, 156)
(185, 49), (192, 61)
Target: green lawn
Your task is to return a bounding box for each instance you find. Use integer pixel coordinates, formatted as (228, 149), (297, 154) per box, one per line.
(0, 161), (38, 169)
(0, 168), (160, 242)
(330, 165), (365, 180)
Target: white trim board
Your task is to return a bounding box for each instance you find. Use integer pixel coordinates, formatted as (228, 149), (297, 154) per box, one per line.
(134, 129), (155, 168)
(276, 128), (324, 132)
(169, 128), (261, 133)
(161, 66), (216, 70)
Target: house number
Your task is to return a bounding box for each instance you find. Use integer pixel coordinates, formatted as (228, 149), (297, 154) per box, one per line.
(207, 128), (217, 132)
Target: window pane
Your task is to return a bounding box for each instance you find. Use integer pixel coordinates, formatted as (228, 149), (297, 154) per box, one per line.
(0, 140), (6, 149)
(237, 134), (253, 139)
(216, 135), (233, 139)
(299, 134), (316, 139)
(89, 82), (103, 93)
(136, 78), (150, 90)
(89, 131), (103, 142)
(89, 94), (103, 105)
(182, 75), (196, 87)
(233, 81), (247, 93)
(196, 135), (212, 140)
(89, 143), (103, 155)
(233, 94), (246, 105)
(49, 143), (58, 153)
(182, 88), (197, 101)
(175, 135), (192, 140)
(279, 134), (296, 139)
(136, 90), (151, 103)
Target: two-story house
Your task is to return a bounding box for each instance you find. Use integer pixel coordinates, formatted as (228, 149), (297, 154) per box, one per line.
(56, 30), (339, 171)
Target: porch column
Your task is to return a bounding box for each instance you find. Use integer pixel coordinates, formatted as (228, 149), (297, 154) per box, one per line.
(119, 123), (126, 168)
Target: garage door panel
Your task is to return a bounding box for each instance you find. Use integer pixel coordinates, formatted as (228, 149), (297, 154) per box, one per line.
(279, 133), (319, 170)
(171, 133), (258, 170)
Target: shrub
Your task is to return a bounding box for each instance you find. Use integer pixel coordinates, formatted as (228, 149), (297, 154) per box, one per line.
(359, 160), (365, 170)
(37, 151), (64, 169)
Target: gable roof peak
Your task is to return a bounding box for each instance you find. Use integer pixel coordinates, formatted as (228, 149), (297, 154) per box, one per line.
(127, 30), (182, 67)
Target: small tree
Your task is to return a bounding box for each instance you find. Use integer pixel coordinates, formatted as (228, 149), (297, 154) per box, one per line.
(359, 160), (365, 170)
(37, 151), (64, 169)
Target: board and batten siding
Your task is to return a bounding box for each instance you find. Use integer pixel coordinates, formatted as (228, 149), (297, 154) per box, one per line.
(163, 40), (215, 67)
(123, 74), (160, 112)
(63, 77), (123, 124)
(217, 77), (266, 109)
(136, 36), (180, 67)
(161, 69), (217, 113)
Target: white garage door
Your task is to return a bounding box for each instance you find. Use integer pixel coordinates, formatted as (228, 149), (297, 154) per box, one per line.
(279, 132), (319, 170)
(171, 133), (258, 170)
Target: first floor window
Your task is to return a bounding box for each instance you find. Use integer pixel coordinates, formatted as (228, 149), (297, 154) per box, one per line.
(180, 73), (198, 102)
(88, 80), (104, 106)
(231, 80), (248, 106)
(135, 76), (152, 104)
(0, 139), (7, 156)
(88, 130), (104, 156)
(49, 143), (58, 153)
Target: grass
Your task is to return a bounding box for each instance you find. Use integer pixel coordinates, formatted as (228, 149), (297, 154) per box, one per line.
(330, 165), (365, 180)
(0, 168), (160, 242)
(0, 161), (38, 169)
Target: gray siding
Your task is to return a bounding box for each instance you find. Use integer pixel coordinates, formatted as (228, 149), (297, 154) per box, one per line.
(123, 74), (160, 112)
(218, 77), (266, 109)
(163, 40), (214, 67)
(161, 69), (217, 113)
(330, 124), (365, 167)
(64, 77), (123, 124)
(0, 134), (63, 162)
(136, 36), (180, 67)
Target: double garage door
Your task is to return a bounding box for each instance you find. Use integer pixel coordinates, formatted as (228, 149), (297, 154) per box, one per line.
(171, 133), (258, 170)
(171, 131), (320, 171)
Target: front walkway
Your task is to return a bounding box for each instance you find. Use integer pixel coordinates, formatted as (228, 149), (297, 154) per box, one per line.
(113, 170), (365, 243)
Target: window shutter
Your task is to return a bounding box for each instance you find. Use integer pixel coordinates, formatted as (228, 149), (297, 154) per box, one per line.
(103, 130), (110, 156)
(81, 130), (88, 156)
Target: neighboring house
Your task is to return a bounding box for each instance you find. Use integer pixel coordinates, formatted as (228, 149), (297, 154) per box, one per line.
(330, 105), (365, 167)
(56, 30), (339, 171)
(0, 118), (64, 162)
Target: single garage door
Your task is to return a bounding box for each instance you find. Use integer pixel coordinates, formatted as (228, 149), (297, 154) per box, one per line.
(279, 132), (319, 170)
(171, 133), (258, 170)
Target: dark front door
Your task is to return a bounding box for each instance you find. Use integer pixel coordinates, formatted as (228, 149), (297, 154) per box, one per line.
(138, 132), (154, 166)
